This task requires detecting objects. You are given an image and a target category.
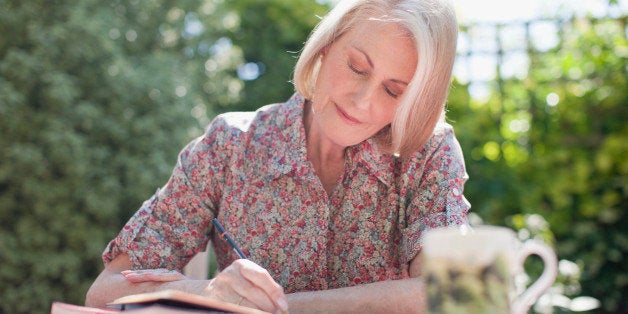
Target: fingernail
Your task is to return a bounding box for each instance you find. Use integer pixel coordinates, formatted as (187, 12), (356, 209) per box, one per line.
(122, 272), (141, 278)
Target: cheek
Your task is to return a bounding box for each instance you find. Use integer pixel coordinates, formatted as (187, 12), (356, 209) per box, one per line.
(372, 100), (397, 126)
(317, 60), (354, 92)
(379, 110), (396, 127)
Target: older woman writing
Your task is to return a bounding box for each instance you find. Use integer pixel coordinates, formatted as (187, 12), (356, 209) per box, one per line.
(86, 0), (469, 313)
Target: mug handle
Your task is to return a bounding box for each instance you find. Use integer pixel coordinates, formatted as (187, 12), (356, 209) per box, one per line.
(511, 239), (558, 314)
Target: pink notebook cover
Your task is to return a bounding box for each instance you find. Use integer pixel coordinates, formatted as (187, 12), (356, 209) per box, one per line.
(51, 302), (119, 314)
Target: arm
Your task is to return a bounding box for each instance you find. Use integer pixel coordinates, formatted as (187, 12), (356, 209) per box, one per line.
(85, 254), (288, 313)
(85, 254), (210, 308)
(86, 117), (291, 310)
(287, 254), (425, 313)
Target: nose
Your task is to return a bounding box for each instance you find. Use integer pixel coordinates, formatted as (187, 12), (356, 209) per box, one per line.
(351, 81), (377, 111)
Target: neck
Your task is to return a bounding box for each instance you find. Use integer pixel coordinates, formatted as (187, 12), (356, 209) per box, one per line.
(303, 100), (345, 165)
(303, 100), (346, 195)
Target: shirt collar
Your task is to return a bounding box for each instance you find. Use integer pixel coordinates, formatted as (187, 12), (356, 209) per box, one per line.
(259, 93), (309, 179)
(347, 138), (397, 187)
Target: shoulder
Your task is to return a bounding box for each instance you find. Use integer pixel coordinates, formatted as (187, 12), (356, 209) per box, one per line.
(426, 121), (461, 155)
(182, 94), (303, 164)
(401, 121), (465, 172)
(208, 93), (303, 140)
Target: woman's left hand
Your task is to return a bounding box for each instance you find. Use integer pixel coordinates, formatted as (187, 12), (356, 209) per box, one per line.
(121, 268), (187, 283)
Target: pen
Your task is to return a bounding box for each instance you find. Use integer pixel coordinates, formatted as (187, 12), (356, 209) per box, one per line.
(212, 218), (248, 259)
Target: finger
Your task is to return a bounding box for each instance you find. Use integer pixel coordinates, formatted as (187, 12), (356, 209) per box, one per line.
(213, 263), (277, 312)
(236, 260), (288, 313)
(135, 269), (185, 281)
(230, 276), (276, 312)
(122, 268), (172, 274)
(121, 269), (186, 283)
(121, 268), (178, 276)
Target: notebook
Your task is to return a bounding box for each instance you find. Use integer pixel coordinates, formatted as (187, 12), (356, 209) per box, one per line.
(108, 290), (270, 313)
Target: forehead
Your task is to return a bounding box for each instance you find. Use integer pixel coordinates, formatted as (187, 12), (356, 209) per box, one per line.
(341, 18), (415, 54)
(338, 19), (417, 79)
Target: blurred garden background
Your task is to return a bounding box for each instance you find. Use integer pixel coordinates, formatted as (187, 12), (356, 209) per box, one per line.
(0, 0), (626, 313)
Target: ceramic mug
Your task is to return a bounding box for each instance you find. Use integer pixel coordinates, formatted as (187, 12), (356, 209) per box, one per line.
(421, 225), (558, 314)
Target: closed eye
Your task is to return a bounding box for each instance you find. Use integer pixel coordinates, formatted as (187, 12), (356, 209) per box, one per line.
(348, 62), (367, 76)
(384, 86), (399, 98)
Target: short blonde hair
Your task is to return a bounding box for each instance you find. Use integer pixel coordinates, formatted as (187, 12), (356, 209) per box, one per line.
(294, 0), (458, 157)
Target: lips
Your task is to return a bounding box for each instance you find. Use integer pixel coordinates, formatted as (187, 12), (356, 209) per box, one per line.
(335, 104), (361, 124)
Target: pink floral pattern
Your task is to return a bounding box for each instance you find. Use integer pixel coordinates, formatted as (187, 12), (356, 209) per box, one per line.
(103, 93), (470, 293)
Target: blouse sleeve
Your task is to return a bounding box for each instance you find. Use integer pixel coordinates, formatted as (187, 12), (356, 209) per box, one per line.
(400, 124), (471, 264)
(101, 117), (233, 271)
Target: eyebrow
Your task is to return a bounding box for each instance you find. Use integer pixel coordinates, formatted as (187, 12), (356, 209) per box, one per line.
(391, 79), (409, 86)
(353, 46), (374, 69)
(352, 45), (410, 86)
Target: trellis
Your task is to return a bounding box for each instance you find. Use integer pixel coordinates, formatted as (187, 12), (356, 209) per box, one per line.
(455, 15), (627, 102)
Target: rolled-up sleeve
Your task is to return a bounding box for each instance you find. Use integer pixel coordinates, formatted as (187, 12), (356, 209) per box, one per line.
(401, 124), (471, 264)
(102, 118), (232, 271)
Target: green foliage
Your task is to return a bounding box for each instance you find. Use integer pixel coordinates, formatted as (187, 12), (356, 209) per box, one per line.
(448, 17), (627, 312)
(0, 0), (240, 312)
(520, 18), (627, 312)
(224, 0), (329, 111)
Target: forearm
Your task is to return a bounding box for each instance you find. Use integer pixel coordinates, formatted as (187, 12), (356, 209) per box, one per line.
(85, 254), (209, 308)
(287, 277), (426, 314)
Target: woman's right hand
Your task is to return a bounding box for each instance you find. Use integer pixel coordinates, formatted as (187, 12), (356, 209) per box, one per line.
(204, 259), (289, 314)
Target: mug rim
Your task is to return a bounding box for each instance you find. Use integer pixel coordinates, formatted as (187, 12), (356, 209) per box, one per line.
(424, 225), (516, 238)
(422, 225), (518, 257)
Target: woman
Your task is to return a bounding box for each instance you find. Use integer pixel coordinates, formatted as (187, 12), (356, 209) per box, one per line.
(86, 0), (469, 313)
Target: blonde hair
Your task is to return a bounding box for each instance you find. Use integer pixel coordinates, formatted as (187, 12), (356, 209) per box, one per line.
(294, 0), (458, 157)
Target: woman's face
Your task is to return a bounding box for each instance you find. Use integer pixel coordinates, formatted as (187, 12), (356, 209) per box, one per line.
(310, 19), (417, 148)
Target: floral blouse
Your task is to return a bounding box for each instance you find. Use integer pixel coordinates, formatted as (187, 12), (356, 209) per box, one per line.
(103, 93), (470, 293)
